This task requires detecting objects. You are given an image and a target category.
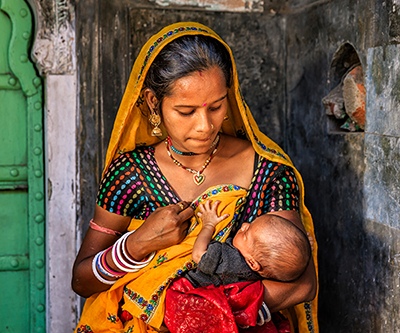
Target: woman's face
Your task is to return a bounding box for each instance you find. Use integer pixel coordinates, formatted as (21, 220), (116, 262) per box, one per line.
(160, 66), (228, 154)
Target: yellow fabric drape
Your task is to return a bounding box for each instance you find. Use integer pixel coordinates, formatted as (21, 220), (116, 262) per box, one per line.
(76, 22), (318, 333)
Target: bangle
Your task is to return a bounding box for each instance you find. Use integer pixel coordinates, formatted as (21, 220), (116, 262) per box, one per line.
(257, 302), (271, 326)
(121, 231), (155, 266)
(111, 231), (156, 273)
(96, 248), (126, 278)
(112, 233), (141, 272)
(89, 219), (123, 237)
(92, 252), (117, 285)
(100, 247), (126, 277)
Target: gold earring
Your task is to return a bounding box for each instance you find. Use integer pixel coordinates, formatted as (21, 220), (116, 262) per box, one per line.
(211, 123), (214, 129)
(224, 114), (229, 121)
(149, 110), (162, 137)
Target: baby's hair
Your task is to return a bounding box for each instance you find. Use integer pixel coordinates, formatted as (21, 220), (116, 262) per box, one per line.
(253, 215), (311, 282)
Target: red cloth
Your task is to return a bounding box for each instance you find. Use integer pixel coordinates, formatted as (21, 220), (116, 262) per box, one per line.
(165, 277), (291, 333)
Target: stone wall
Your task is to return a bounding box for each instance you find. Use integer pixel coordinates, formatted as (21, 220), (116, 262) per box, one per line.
(282, 0), (400, 331)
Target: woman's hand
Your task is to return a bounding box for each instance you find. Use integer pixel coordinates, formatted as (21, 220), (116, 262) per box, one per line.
(125, 202), (194, 260)
(72, 203), (194, 298)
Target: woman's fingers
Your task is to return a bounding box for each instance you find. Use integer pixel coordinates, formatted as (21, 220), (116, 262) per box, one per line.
(174, 201), (190, 213)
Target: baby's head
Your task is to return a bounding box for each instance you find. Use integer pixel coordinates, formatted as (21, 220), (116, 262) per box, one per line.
(232, 214), (311, 282)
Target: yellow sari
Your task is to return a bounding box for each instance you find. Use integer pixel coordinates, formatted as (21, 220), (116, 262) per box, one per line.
(75, 22), (319, 333)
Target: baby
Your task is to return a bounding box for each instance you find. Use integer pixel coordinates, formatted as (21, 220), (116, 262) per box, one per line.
(186, 200), (311, 286)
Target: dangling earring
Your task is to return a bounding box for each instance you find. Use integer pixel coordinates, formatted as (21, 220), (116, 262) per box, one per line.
(224, 114), (229, 121)
(149, 109), (162, 137)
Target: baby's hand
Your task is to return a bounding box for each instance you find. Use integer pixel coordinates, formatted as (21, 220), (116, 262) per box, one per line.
(197, 200), (230, 228)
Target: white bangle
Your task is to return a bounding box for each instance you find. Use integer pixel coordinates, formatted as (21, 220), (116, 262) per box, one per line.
(121, 231), (155, 266)
(92, 252), (117, 285)
(257, 302), (271, 326)
(111, 233), (140, 272)
(111, 231), (156, 272)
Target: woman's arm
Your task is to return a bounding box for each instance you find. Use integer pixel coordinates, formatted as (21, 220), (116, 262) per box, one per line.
(72, 203), (194, 298)
(262, 210), (317, 312)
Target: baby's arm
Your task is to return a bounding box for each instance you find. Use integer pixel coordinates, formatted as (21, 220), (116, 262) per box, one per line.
(192, 200), (229, 264)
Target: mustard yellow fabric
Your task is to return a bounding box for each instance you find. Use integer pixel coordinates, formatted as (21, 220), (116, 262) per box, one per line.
(76, 22), (319, 333)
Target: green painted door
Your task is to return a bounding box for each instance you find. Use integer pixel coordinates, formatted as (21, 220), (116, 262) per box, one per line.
(0, 0), (45, 331)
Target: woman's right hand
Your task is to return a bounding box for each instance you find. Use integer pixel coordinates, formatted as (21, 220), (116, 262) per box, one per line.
(125, 201), (194, 261)
(72, 202), (194, 298)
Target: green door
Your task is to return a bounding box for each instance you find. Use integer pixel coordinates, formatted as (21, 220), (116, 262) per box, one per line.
(0, 0), (45, 331)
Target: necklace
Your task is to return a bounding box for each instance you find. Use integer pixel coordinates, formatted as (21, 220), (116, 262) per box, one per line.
(167, 136), (198, 156)
(165, 135), (220, 185)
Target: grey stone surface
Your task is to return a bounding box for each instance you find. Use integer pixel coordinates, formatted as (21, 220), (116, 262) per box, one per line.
(366, 44), (400, 136)
(361, 219), (400, 332)
(365, 134), (400, 229)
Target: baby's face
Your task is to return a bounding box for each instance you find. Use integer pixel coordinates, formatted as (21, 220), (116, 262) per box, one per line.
(233, 219), (264, 259)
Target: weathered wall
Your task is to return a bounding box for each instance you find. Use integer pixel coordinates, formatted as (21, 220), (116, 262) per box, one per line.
(283, 0), (400, 331)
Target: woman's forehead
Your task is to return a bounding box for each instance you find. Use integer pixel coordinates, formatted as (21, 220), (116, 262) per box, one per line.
(166, 67), (227, 103)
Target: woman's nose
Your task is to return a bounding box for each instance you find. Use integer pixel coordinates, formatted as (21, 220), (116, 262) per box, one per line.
(194, 110), (212, 132)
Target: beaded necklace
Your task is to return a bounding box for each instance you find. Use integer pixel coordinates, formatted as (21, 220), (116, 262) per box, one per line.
(165, 135), (220, 185)
(167, 136), (198, 156)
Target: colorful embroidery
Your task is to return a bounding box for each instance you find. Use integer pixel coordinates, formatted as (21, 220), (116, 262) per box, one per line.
(77, 325), (93, 333)
(215, 212), (237, 241)
(304, 302), (315, 332)
(136, 26), (210, 84)
(124, 260), (196, 324)
(107, 313), (120, 324)
(97, 147), (179, 217)
(191, 184), (244, 209)
(126, 326), (134, 333)
(155, 252), (168, 266)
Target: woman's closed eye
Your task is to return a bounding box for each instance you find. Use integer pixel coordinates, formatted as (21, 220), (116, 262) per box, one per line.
(176, 109), (196, 116)
(209, 104), (222, 111)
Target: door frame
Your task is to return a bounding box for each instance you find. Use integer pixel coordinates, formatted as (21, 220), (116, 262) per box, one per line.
(27, 0), (79, 331)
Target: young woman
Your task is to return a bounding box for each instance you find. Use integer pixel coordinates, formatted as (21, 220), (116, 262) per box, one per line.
(72, 22), (318, 333)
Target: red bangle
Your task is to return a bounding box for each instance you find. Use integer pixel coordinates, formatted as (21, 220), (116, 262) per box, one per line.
(89, 219), (123, 237)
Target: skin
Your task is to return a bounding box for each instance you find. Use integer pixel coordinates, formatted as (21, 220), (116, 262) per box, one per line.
(71, 66), (317, 316)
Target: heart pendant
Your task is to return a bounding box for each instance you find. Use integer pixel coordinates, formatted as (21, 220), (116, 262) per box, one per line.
(193, 173), (205, 185)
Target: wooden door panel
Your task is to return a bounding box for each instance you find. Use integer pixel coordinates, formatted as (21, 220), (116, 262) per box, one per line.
(0, 271), (30, 331)
(0, 0), (45, 331)
(0, 90), (27, 166)
(0, 191), (28, 254)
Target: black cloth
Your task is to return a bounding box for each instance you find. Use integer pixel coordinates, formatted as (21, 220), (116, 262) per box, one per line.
(185, 238), (262, 287)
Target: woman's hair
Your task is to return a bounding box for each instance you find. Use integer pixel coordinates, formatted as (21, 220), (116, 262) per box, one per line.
(144, 35), (233, 108)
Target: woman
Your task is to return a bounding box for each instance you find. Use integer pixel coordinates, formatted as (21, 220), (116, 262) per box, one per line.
(72, 22), (318, 333)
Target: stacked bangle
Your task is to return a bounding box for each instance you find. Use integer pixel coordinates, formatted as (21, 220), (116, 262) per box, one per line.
(92, 230), (156, 284)
(111, 230), (156, 273)
(96, 247), (126, 278)
(257, 302), (271, 326)
(92, 251), (117, 285)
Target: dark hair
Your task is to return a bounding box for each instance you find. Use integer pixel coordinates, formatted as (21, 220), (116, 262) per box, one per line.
(253, 215), (311, 282)
(144, 35), (233, 108)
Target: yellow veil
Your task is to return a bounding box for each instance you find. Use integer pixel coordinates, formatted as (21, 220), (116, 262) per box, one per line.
(78, 22), (318, 333)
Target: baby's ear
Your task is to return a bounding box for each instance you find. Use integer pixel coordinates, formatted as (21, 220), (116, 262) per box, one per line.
(246, 257), (261, 272)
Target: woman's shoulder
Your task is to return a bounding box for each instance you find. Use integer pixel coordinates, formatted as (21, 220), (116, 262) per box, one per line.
(220, 134), (253, 158)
